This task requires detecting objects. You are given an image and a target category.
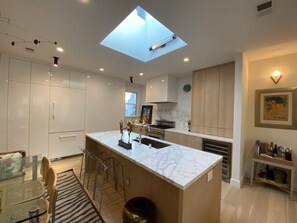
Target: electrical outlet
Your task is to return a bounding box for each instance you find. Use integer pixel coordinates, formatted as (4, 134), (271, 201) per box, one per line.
(126, 178), (130, 187)
(207, 170), (213, 182)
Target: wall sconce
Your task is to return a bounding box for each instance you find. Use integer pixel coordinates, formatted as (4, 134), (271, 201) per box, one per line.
(271, 67), (282, 84)
(53, 56), (59, 67)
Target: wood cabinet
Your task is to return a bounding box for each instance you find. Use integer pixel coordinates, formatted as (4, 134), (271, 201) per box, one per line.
(185, 135), (202, 150)
(191, 70), (205, 133)
(165, 131), (186, 145)
(146, 74), (178, 103)
(203, 66), (220, 135)
(218, 63), (234, 138)
(191, 62), (234, 138)
(165, 131), (202, 150)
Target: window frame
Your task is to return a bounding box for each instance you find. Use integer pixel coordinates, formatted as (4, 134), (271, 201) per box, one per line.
(125, 91), (138, 117)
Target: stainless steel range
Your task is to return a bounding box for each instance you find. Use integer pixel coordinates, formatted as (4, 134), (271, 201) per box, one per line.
(146, 120), (175, 140)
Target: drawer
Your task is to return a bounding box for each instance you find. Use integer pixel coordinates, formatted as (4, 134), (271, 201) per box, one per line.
(165, 132), (186, 145)
(185, 135), (202, 150)
(49, 131), (84, 159)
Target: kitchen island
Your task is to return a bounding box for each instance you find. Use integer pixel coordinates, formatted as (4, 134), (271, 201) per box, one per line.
(86, 131), (222, 223)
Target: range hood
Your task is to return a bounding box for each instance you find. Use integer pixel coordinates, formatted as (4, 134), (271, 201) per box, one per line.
(146, 74), (178, 103)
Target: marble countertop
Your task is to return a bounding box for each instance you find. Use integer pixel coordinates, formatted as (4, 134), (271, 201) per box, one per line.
(165, 128), (233, 143)
(86, 131), (222, 190)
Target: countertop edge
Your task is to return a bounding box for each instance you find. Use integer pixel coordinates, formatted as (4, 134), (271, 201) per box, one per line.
(165, 128), (233, 143)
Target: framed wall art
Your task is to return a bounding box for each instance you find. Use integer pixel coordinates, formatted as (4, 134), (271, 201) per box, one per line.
(140, 105), (153, 124)
(255, 87), (297, 130)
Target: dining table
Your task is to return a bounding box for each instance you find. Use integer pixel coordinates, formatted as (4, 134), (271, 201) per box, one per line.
(0, 154), (48, 223)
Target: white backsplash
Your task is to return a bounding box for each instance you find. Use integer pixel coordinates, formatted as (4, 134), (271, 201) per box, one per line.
(154, 108), (191, 131)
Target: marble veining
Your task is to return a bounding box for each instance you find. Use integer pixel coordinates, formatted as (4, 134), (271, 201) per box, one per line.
(155, 108), (190, 131)
(87, 131), (222, 190)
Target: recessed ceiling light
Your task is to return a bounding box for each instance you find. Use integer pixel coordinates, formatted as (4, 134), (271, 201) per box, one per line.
(184, 57), (189, 62)
(108, 83), (112, 86)
(161, 80), (165, 82)
(99, 68), (104, 72)
(57, 47), (64, 52)
(87, 75), (91, 79)
(139, 73), (144, 76)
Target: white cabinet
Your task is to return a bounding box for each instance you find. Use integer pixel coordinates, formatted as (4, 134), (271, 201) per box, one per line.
(31, 63), (50, 85)
(146, 74), (178, 103)
(70, 71), (86, 89)
(49, 131), (84, 159)
(9, 58), (31, 83)
(50, 67), (69, 87)
(7, 81), (30, 153)
(29, 84), (50, 156)
(49, 86), (85, 133)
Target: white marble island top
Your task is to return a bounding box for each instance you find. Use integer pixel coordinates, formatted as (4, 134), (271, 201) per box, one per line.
(86, 131), (222, 190)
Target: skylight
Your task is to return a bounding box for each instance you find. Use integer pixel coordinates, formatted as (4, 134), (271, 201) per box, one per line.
(100, 6), (187, 62)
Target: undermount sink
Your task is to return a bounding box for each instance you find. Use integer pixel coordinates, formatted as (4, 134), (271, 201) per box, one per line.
(133, 137), (171, 149)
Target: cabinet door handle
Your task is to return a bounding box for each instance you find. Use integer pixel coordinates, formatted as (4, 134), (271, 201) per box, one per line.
(59, 135), (76, 139)
(52, 102), (56, 119)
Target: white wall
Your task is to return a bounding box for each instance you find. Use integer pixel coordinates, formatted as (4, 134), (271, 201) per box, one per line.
(246, 53), (297, 188)
(0, 54), (8, 151)
(124, 82), (145, 123)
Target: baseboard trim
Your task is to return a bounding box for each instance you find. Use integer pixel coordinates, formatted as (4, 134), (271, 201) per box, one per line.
(230, 175), (245, 188)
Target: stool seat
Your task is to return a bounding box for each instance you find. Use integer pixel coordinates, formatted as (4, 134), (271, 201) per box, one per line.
(123, 197), (155, 223)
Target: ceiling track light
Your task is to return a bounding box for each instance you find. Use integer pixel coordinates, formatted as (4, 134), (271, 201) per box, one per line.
(130, 76), (133, 84)
(149, 34), (177, 51)
(53, 56), (59, 67)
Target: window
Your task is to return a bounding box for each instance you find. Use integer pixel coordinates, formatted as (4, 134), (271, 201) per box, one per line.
(125, 92), (138, 117)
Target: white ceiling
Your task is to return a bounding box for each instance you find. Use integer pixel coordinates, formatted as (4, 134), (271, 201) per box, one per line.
(0, 0), (297, 84)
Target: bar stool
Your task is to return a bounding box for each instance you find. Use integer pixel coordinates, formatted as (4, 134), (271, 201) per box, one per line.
(92, 154), (108, 213)
(80, 148), (126, 202)
(93, 152), (126, 202)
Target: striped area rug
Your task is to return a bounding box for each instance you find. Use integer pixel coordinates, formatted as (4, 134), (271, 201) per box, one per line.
(55, 169), (105, 223)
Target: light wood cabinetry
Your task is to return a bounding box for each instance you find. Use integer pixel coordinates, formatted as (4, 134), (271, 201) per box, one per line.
(218, 63), (234, 138)
(146, 74), (178, 103)
(165, 131), (186, 145)
(185, 135), (202, 149)
(191, 62), (234, 138)
(165, 131), (202, 150)
(203, 66), (220, 135)
(191, 70), (205, 133)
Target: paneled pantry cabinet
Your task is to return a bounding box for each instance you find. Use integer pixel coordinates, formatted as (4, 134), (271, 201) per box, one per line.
(6, 58), (85, 158)
(191, 62), (234, 138)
